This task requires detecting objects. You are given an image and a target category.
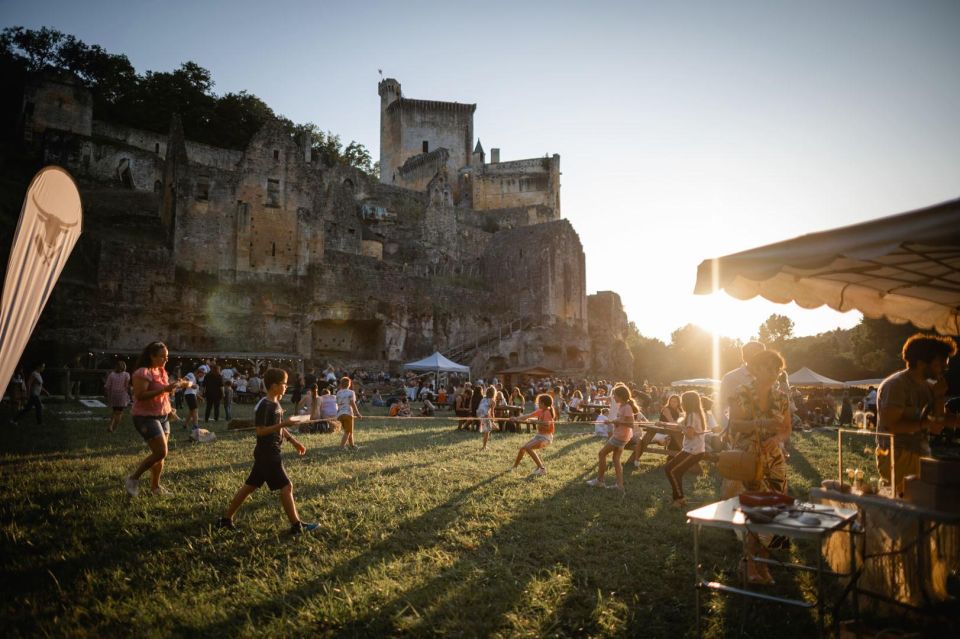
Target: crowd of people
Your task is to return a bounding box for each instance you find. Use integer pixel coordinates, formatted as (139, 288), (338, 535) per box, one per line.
(9, 331), (957, 572)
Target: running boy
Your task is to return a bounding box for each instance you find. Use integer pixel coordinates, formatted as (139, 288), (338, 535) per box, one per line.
(510, 394), (556, 477)
(217, 368), (317, 534)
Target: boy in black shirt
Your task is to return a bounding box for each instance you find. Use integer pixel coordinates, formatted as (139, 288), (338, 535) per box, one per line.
(217, 368), (317, 534)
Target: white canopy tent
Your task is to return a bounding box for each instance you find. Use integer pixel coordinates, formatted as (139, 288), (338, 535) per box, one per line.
(694, 198), (960, 335)
(788, 367), (846, 389)
(670, 378), (721, 388)
(402, 352), (470, 380)
(842, 378), (885, 389)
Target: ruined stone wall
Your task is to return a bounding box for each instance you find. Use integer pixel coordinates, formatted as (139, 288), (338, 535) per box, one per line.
(479, 219), (587, 327)
(395, 148), (449, 193)
(168, 121), (325, 277)
(458, 205), (556, 232)
(22, 74), (92, 141)
(472, 155), (560, 215)
(18, 76), (625, 378)
(92, 121), (167, 156)
(185, 141), (244, 171)
(39, 129), (161, 194)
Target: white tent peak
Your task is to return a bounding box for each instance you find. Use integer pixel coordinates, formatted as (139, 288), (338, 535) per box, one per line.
(788, 367), (845, 388)
(402, 352), (470, 374)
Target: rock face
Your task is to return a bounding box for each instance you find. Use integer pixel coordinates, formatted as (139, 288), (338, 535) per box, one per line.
(16, 74), (628, 376)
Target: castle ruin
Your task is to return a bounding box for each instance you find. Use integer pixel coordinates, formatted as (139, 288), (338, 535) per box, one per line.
(18, 73), (632, 378)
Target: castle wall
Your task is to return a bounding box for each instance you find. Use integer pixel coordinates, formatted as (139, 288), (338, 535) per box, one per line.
(395, 148), (449, 193)
(19, 75), (622, 377)
(479, 219), (586, 328)
(22, 75), (93, 140)
(92, 121), (167, 156)
(472, 155), (560, 214)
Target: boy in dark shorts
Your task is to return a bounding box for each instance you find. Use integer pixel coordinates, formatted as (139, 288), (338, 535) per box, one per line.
(217, 368), (317, 534)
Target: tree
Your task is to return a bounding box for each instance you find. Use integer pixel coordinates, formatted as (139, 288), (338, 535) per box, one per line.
(343, 141), (373, 175)
(758, 314), (794, 345)
(1, 26), (64, 70)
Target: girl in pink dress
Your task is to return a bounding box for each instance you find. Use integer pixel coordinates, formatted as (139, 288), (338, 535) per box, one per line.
(104, 361), (131, 432)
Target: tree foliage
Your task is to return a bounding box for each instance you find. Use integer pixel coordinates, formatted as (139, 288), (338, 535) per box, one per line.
(758, 313), (794, 344)
(623, 315), (940, 385)
(0, 26), (375, 175)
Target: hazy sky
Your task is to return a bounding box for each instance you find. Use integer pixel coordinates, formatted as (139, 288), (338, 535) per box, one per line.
(3, 0), (958, 341)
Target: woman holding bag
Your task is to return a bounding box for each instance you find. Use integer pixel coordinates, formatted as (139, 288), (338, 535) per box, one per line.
(727, 349), (791, 585)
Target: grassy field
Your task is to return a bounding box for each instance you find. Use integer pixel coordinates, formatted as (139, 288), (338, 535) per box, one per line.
(0, 401), (876, 638)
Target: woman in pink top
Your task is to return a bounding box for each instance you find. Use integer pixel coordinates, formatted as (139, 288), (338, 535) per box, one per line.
(124, 341), (188, 497)
(104, 360), (131, 432)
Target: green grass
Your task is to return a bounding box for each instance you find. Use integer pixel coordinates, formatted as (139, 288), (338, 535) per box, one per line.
(0, 403), (875, 638)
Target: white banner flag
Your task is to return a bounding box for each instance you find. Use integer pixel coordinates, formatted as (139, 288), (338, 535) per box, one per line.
(0, 166), (83, 398)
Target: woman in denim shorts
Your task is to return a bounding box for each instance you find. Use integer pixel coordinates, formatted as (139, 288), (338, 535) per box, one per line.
(124, 341), (188, 496)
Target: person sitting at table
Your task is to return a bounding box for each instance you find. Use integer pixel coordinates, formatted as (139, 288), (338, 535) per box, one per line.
(420, 398), (436, 417)
(319, 388), (339, 420)
(568, 390), (584, 418)
(509, 387), (525, 409)
(592, 387), (608, 405)
(297, 384), (321, 420)
(469, 384), (484, 431)
(875, 333), (957, 495)
(437, 386), (447, 406)
(649, 394), (683, 449)
(389, 397), (412, 417)
(659, 394), (683, 423)
(728, 349), (792, 586)
(455, 384), (472, 430)
(371, 390), (386, 407)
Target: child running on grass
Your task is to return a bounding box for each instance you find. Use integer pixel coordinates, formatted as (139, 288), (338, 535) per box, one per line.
(510, 394), (556, 477)
(478, 386), (496, 451)
(585, 385), (639, 492)
(217, 368), (317, 534)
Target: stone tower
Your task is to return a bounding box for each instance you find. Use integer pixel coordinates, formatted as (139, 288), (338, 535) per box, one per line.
(377, 77), (475, 186)
(378, 78), (402, 184)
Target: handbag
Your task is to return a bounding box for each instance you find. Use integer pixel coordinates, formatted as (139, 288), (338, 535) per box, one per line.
(717, 431), (762, 483)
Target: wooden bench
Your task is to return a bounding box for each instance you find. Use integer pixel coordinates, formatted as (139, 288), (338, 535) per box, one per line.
(624, 422), (684, 464)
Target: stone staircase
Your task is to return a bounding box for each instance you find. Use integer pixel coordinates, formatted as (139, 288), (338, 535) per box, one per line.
(445, 315), (534, 365)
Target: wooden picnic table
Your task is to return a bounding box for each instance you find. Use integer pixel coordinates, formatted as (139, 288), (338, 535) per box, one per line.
(625, 421), (684, 464)
(574, 403), (607, 422)
(495, 404), (526, 432)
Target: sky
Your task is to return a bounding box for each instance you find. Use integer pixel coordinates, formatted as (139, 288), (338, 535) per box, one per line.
(3, 0), (959, 342)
